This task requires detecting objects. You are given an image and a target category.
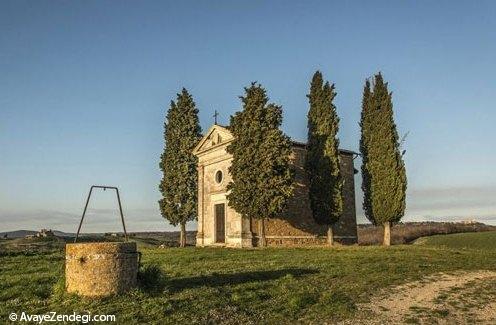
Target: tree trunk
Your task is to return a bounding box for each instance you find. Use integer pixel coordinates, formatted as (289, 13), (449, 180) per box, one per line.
(180, 222), (186, 248)
(383, 221), (391, 246)
(327, 226), (334, 246)
(258, 218), (266, 247)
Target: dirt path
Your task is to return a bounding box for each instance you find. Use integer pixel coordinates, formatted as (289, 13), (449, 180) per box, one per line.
(355, 270), (496, 324)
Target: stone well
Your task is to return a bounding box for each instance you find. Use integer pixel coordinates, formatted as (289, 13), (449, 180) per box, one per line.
(65, 242), (139, 297)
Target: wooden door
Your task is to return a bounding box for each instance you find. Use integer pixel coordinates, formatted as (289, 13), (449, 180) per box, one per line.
(215, 203), (225, 243)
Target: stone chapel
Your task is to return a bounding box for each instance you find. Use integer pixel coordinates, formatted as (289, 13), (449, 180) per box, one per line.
(193, 124), (358, 247)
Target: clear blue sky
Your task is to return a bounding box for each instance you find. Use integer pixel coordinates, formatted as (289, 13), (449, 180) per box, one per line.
(1, 1), (495, 232)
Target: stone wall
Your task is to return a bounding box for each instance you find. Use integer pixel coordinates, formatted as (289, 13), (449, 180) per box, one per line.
(251, 146), (358, 246)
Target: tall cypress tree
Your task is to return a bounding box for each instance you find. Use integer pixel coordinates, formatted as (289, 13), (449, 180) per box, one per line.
(305, 71), (343, 246)
(359, 73), (407, 246)
(159, 88), (202, 247)
(227, 83), (294, 247)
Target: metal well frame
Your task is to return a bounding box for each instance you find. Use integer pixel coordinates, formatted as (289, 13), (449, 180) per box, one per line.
(74, 185), (128, 242)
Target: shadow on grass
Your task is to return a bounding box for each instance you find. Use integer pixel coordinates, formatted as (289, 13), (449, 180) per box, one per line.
(51, 265), (318, 298)
(167, 268), (318, 292)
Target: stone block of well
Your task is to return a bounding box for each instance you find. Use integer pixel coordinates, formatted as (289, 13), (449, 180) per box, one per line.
(65, 242), (139, 297)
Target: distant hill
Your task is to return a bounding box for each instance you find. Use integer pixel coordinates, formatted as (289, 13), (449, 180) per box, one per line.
(0, 230), (37, 238)
(0, 229), (75, 239)
(358, 221), (496, 245)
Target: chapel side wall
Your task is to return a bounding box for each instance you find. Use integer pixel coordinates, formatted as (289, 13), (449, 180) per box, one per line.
(253, 147), (357, 246)
(253, 147), (327, 246)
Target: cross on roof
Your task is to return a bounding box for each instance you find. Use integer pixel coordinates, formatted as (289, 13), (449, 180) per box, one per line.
(213, 110), (219, 125)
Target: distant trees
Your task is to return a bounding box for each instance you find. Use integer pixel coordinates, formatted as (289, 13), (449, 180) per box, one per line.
(159, 88), (202, 247)
(359, 73), (407, 246)
(226, 83), (294, 247)
(305, 71), (343, 246)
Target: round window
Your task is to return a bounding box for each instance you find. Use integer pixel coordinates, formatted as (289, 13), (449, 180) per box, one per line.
(215, 170), (223, 184)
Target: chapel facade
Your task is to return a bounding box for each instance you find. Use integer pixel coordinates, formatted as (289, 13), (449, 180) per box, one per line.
(193, 124), (358, 247)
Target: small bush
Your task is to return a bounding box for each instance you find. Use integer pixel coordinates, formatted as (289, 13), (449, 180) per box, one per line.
(137, 264), (167, 294)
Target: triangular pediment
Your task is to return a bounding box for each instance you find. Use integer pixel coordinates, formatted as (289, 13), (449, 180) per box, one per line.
(193, 124), (234, 155)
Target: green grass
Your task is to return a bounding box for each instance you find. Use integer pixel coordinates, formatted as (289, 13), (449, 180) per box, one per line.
(417, 231), (496, 251)
(1, 232), (495, 324)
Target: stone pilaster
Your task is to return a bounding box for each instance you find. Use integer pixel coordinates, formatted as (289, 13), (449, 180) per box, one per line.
(196, 164), (205, 246)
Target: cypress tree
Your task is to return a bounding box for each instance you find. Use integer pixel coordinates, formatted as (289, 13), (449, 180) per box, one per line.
(305, 71), (343, 246)
(159, 88), (202, 247)
(226, 83), (294, 247)
(359, 73), (407, 246)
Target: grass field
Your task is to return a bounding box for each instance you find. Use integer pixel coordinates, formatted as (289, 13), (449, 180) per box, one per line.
(416, 231), (496, 250)
(1, 232), (495, 324)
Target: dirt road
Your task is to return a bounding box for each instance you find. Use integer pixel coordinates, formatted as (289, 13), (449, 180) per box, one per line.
(355, 270), (496, 324)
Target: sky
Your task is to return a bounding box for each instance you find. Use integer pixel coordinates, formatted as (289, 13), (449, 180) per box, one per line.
(1, 1), (495, 233)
